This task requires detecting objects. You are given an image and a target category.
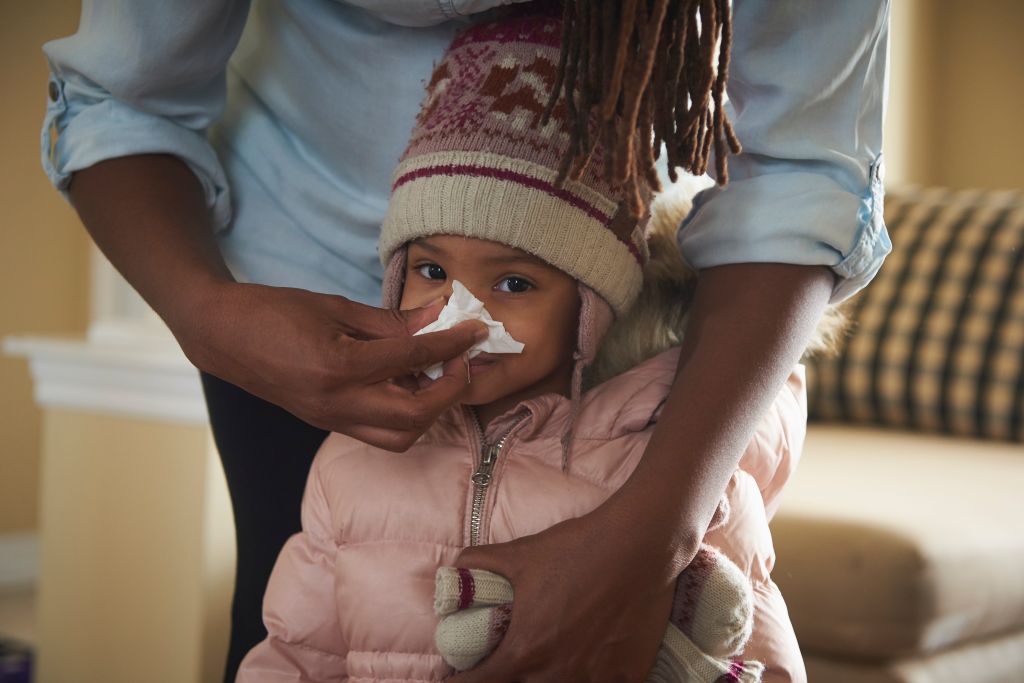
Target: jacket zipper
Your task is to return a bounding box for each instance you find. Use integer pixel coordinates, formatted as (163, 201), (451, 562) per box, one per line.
(468, 411), (525, 546)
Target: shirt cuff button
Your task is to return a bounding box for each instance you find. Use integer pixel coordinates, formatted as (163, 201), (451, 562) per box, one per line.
(48, 80), (59, 102)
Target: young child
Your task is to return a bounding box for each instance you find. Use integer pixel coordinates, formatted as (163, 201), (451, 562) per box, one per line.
(238, 9), (818, 683)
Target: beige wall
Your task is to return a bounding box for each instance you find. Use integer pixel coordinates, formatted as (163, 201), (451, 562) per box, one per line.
(0, 1), (89, 536)
(928, 0), (1024, 190)
(884, 0), (1024, 190)
(882, 0), (937, 186)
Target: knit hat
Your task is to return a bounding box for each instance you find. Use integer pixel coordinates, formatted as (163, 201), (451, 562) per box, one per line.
(379, 6), (651, 318)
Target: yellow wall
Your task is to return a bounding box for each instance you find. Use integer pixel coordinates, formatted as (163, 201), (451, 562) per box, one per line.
(928, 0), (1024, 190)
(882, 0), (937, 186)
(36, 410), (232, 683)
(0, 1), (89, 535)
(884, 0), (1024, 190)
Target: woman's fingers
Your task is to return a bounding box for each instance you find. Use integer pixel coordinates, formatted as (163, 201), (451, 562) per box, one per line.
(336, 296), (446, 340)
(189, 284), (479, 444)
(399, 298), (448, 335)
(311, 356), (471, 448)
(453, 541), (520, 577)
(349, 323), (485, 384)
(445, 515), (673, 683)
(342, 423), (427, 453)
(328, 298), (411, 339)
(332, 295), (485, 383)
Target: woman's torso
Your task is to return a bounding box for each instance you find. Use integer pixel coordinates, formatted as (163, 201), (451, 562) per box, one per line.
(210, 0), (465, 302)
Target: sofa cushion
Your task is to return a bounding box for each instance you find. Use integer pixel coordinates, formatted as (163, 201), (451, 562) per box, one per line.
(803, 628), (1024, 683)
(770, 425), (1024, 660)
(805, 187), (1024, 441)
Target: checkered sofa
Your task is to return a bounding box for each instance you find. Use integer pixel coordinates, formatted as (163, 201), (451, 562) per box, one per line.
(769, 187), (1024, 682)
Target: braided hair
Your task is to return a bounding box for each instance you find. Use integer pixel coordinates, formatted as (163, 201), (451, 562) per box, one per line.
(542, 0), (742, 217)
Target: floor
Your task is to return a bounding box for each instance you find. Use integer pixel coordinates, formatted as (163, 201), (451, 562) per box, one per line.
(0, 586), (35, 681)
(0, 587), (35, 646)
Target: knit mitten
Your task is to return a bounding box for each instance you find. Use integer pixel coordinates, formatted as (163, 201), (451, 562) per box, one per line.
(434, 545), (764, 682)
(433, 567), (515, 670)
(652, 546), (764, 682)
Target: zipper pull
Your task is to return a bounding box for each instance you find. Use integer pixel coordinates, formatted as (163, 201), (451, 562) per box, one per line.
(471, 444), (500, 486)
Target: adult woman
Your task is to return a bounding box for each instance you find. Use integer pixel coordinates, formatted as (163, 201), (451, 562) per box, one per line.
(43, 1), (890, 680)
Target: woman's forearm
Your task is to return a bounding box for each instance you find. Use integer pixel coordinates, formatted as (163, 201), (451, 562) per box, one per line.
(68, 154), (234, 339)
(67, 154), (481, 447)
(608, 262), (834, 579)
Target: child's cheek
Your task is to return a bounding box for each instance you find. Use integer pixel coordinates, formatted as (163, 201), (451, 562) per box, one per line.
(493, 313), (531, 349)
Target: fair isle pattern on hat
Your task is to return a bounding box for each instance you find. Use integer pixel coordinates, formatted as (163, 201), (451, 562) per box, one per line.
(379, 10), (649, 316)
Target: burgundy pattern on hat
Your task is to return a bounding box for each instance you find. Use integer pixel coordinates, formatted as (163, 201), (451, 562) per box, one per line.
(379, 9), (649, 316)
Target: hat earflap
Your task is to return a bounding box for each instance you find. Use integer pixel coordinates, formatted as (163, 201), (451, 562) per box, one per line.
(381, 246), (407, 310)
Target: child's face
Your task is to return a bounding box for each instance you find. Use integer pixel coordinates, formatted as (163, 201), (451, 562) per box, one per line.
(401, 236), (580, 414)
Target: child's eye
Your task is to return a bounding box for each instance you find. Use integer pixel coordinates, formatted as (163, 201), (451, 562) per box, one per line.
(496, 276), (533, 293)
(415, 263), (447, 280)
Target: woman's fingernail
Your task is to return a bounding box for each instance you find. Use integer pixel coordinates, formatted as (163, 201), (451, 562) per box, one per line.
(473, 326), (489, 343)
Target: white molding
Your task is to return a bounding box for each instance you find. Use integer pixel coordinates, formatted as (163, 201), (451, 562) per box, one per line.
(0, 533), (39, 588)
(87, 318), (177, 347)
(3, 335), (208, 425)
(89, 247), (171, 343)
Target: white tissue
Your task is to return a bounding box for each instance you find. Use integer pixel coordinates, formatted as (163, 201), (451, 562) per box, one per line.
(413, 280), (525, 379)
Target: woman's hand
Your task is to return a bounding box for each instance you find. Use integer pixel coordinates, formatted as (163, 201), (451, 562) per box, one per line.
(69, 154), (484, 451)
(180, 281), (485, 451)
(448, 502), (692, 683)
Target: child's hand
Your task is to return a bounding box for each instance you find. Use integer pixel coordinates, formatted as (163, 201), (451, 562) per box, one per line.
(447, 505), (682, 683)
(180, 281), (486, 451)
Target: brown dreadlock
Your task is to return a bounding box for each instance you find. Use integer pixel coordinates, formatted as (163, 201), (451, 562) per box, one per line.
(542, 0), (742, 218)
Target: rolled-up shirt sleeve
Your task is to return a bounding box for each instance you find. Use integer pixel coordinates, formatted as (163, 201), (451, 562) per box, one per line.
(41, 0), (250, 230)
(677, 0), (892, 303)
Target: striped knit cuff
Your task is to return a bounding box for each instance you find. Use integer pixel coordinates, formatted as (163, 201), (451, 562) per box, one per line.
(380, 151), (645, 316)
(653, 625), (765, 683)
(435, 566), (514, 616)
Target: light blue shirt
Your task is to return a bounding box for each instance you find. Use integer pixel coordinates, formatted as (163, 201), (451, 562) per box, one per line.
(42, 0), (890, 305)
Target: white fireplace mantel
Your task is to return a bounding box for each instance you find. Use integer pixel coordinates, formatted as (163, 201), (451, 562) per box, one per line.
(4, 334), (207, 425)
(5, 246), (207, 424)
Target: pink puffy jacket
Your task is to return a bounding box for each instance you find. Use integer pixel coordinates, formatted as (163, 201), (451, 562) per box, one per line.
(238, 348), (809, 682)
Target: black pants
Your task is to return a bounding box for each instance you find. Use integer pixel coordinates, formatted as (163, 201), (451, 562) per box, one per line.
(200, 372), (329, 683)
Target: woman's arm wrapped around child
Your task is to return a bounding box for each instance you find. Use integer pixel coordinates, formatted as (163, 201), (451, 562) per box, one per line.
(449, 178), (841, 683)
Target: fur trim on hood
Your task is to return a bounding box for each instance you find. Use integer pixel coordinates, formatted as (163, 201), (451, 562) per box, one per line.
(585, 180), (847, 388)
